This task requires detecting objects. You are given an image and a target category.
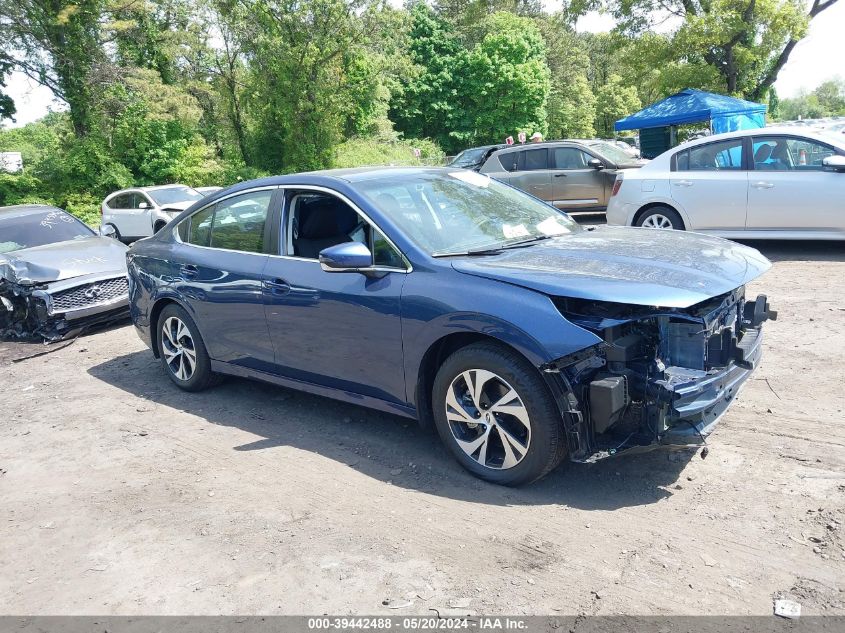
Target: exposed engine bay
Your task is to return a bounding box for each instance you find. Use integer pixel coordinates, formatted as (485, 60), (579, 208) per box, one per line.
(544, 287), (777, 461)
(0, 273), (130, 342)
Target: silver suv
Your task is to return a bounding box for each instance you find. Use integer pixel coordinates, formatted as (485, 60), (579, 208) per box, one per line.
(101, 184), (205, 242)
(479, 140), (645, 213)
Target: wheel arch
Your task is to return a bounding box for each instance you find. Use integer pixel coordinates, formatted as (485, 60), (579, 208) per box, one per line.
(414, 332), (548, 430)
(148, 297), (186, 359)
(632, 201), (689, 229)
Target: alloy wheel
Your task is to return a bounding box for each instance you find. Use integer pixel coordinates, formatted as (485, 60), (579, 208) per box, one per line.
(161, 316), (197, 381)
(445, 369), (531, 470)
(641, 214), (674, 229)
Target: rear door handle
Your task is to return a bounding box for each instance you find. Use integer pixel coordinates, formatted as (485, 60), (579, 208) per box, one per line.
(752, 181), (774, 189)
(554, 173), (567, 178)
(673, 180), (693, 187)
(263, 278), (291, 295)
(180, 264), (198, 279)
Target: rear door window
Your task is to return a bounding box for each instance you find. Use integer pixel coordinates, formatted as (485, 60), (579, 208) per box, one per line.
(187, 206), (214, 247)
(498, 152), (520, 172)
(110, 194), (133, 209)
(210, 191), (272, 253)
(677, 139), (744, 171)
(518, 148), (549, 171)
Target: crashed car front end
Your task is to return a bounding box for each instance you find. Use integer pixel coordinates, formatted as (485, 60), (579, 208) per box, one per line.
(542, 287), (776, 462)
(0, 261), (129, 342)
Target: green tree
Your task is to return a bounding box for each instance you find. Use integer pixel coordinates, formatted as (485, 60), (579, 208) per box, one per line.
(597, 0), (840, 101)
(595, 73), (641, 137)
(452, 11), (549, 147)
(537, 16), (595, 138)
(390, 3), (464, 150)
(814, 78), (845, 114)
(0, 0), (107, 136)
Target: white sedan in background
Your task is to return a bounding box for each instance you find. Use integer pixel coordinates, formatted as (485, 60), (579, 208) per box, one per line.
(606, 127), (845, 239)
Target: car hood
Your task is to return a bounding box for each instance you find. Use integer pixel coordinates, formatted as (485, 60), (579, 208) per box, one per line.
(450, 226), (771, 308)
(159, 200), (197, 212)
(0, 236), (129, 285)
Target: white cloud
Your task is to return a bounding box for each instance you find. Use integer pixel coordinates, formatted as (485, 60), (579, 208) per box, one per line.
(3, 72), (64, 128)
(774, 1), (845, 98)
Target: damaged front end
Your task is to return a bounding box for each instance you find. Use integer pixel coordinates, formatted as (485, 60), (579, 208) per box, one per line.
(543, 288), (777, 462)
(0, 270), (130, 342)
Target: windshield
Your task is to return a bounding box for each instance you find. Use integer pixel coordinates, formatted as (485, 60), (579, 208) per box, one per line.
(0, 209), (94, 254)
(356, 170), (579, 256)
(448, 147), (489, 168)
(148, 186), (204, 206)
(588, 141), (638, 165)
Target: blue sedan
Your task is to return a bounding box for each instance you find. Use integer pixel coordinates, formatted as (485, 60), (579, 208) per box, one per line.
(126, 167), (776, 485)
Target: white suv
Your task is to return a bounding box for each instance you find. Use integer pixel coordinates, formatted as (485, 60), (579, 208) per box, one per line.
(101, 184), (205, 242)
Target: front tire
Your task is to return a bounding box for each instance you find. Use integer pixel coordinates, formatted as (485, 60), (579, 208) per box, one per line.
(431, 342), (567, 486)
(635, 206), (685, 230)
(156, 304), (218, 392)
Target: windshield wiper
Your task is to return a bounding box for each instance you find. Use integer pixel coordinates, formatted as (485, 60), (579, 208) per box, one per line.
(432, 235), (557, 258)
(467, 234), (555, 255)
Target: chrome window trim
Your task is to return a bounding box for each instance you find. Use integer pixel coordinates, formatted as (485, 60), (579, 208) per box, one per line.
(275, 184), (413, 273)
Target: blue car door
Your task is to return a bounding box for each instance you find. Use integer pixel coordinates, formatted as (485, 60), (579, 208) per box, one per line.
(173, 188), (279, 372)
(262, 188), (407, 405)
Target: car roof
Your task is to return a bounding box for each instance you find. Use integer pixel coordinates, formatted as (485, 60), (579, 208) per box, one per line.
(105, 184), (194, 198)
(672, 126), (845, 151)
(0, 204), (65, 218)
(282, 166), (455, 183)
(493, 139), (604, 152)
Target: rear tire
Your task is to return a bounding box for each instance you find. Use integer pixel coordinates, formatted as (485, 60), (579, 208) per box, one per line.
(156, 304), (219, 392)
(431, 342), (567, 486)
(635, 206), (685, 230)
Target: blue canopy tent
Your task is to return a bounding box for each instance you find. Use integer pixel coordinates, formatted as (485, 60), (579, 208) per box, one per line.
(614, 89), (767, 158)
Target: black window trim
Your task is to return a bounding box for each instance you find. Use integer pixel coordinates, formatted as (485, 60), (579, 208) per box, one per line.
(173, 185), (280, 256)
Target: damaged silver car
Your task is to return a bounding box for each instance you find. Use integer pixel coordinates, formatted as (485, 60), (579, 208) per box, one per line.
(0, 204), (130, 341)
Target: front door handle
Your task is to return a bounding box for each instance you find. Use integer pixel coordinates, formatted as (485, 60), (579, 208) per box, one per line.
(263, 278), (291, 295)
(554, 173), (567, 178)
(180, 264), (198, 280)
(752, 181), (774, 189)
(673, 180), (693, 187)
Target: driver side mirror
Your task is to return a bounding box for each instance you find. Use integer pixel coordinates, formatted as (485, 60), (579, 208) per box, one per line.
(138, 201), (150, 209)
(319, 242), (373, 273)
(99, 224), (117, 238)
(588, 158), (605, 170)
(822, 155), (845, 172)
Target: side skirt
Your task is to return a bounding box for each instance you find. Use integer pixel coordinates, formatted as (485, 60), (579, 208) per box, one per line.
(209, 360), (419, 420)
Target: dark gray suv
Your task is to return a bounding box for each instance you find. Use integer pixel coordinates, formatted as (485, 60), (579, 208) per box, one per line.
(479, 140), (645, 213)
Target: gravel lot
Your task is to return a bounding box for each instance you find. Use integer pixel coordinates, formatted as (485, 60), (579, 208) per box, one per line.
(1, 240), (843, 616)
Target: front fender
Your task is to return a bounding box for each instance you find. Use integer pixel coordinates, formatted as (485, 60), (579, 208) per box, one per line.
(401, 268), (602, 403)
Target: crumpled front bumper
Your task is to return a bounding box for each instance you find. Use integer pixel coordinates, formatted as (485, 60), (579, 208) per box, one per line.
(658, 326), (763, 446)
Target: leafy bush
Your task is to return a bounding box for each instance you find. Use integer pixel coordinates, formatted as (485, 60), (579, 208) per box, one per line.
(333, 137), (444, 168)
(0, 171), (51, 207)
(61, 192), (102, 227)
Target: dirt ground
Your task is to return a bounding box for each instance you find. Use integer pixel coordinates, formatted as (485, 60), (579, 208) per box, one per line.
(1, 239), (844, 616)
